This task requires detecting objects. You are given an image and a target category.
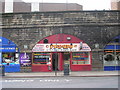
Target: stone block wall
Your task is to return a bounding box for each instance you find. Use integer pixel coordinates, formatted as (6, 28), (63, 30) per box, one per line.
(1, 11), (120, 70)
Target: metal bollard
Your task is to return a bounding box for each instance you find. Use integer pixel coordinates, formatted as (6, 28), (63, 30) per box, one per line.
(2, 65), (5, 76)
(64, 64), (69, 76)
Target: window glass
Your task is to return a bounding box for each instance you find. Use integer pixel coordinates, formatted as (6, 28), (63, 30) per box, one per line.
(2, 53), (16, 63)
(116, 53), (120, 61)
(72, 52), (90, 65)
(104, 50), (120, 61)
(33, 52), (51, 64)
(104, 54), (114, 61)
(63, 52), (70, 64)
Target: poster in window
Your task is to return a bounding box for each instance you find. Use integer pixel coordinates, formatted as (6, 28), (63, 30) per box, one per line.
(20, 53), (32, 66)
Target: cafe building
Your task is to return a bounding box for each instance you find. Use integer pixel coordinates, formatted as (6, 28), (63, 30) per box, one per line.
(32, 34), (92, 72)
(103, 35), (120, 71)
(0, 36), (20, 72)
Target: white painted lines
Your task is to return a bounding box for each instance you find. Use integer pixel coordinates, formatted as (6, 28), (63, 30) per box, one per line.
(2, 79), (71, 83)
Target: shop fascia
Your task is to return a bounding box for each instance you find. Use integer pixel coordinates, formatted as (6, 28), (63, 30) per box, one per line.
(32, 43), (91, 52)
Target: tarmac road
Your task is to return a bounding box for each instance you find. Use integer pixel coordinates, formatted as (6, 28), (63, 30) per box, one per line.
(1, 76), (119, 88)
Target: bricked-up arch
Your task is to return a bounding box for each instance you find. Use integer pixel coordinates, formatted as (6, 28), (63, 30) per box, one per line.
(110, 35), (120, 43)
(104, 35), (120, 50)
(32, 33), (92, 72)
(37, 33), (84, 44)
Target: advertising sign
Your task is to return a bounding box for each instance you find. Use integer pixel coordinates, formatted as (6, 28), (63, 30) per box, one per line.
(32, 43), (91, 52)
(20, 53), (31, 66)
(0, 46), (17, 52)
(0, 36), (19, 52)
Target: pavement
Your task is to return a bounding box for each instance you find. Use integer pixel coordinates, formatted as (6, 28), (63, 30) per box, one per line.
(2, 71), (120, 78)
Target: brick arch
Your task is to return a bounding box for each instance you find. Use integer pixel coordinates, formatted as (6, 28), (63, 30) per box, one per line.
(32, 33), (92, 52)
(105, 34), (120, 45)
(0, 36), (17, 46)
(104, 34), (120, 50)
(110, 35), (120, 43)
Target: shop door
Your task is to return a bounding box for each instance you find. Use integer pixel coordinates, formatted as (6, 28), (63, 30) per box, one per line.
(63, 52), (70, 69)
(52, 53), (59, 71)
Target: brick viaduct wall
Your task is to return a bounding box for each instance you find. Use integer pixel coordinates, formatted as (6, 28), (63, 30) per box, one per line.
(1, 11), (120, 70)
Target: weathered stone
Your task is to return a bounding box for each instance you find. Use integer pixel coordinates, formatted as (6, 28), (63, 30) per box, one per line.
(1, 11), (120, 71)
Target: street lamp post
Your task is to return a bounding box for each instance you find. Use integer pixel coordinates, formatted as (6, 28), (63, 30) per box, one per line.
(55, 37), (58, 76)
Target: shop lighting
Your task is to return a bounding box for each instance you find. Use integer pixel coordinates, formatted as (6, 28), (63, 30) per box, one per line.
(80, 42), (83, 49)
(67, 37), (71, 40)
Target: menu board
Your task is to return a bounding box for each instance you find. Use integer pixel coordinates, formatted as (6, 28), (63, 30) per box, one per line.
(33, 52), (51, 64)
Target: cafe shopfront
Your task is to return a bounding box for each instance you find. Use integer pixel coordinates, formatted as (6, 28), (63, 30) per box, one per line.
(103, 35), (120, 71)
(0, 36), (20, 72)
(32, 34), (92, 72)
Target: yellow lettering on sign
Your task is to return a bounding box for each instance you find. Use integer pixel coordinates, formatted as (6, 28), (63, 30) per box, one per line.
(50, 45), (73, 49)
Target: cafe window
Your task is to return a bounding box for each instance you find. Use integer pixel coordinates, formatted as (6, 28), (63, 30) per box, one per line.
(104, 53), (114, 61)
(117, 53), (120, 61)
(2, 53), (16, 63)
(33, 52), (51, 64)
(72, 52), (90, 65)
